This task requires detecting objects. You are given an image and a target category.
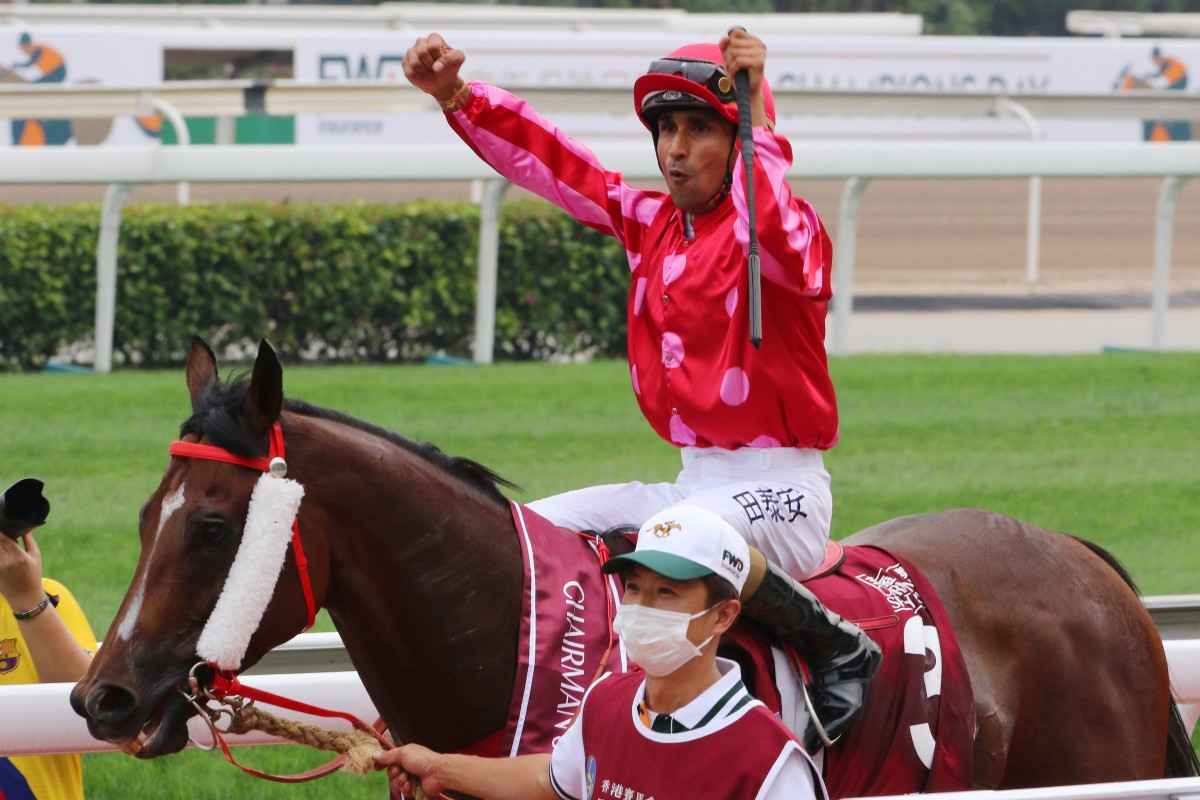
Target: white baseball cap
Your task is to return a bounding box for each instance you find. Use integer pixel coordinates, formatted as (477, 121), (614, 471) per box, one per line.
(602, 506), (750, 594)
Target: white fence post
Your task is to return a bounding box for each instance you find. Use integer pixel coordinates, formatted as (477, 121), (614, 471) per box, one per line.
(149, 97), (191, 207)
(93, 182), (135, 375)
(831, 176), (871, 356)
(473, 178), (510, 366)
(993, 97), (1044, 284)
(1152, 175), (1189, 350)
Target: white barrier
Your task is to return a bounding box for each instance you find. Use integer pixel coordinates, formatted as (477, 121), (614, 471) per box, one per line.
(1, 139), (1197, 368)
(0, 670), (376, 756)
(2, 639), (1197, 758)
(5, 82), (1200, 122)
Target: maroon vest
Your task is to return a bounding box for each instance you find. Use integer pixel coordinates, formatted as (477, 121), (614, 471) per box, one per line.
(579, 672), (807, 800)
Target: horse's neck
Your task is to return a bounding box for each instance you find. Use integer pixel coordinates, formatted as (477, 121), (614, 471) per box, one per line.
(289, 414), (524, 751)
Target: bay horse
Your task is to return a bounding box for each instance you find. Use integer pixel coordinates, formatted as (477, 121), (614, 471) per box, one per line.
(72, 337), (1198, 792)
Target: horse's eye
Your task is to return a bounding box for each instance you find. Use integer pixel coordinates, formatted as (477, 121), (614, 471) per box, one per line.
(199, 521), (229, 547)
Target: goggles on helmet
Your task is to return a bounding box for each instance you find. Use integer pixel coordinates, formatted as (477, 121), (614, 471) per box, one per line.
(642, 57), (736, 107)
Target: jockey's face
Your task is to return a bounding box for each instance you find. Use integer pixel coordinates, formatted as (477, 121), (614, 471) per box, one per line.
(654, 107), (737, 216)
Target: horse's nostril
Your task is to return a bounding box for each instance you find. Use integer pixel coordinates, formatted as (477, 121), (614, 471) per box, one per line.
(84, 683), (137, 722)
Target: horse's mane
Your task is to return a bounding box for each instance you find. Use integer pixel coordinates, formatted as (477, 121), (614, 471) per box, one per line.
(181, 374), (517, 506)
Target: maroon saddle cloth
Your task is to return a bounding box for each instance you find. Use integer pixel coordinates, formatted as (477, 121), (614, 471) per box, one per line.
(500, 502), (975, 797)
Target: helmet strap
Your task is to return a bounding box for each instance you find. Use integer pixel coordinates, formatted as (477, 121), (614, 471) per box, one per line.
(710, 170), (733, 208)
(709, 136), (738, 207)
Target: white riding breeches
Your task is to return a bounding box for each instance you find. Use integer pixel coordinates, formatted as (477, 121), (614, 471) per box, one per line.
(528, 446), (832, 580)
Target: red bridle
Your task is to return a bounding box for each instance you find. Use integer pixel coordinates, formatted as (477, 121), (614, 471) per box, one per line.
(168, 422), (317, 632)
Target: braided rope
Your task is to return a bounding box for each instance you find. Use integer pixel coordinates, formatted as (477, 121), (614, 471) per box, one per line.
(226, 704), (381, 774)
(224, 703), (432, 799)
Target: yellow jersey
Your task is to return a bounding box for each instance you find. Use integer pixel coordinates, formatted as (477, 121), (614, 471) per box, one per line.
(0, 578), (97, 800)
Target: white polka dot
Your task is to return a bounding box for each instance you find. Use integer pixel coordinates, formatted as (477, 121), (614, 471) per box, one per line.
(719, 368), (750, 405)
(725, 286), (738, 317)
(633, 277), (647, 315)
(663, 253), (686, 285)
(661, 333), (684, 369)
(631, 364), (641, 396)
(669, 415), (697, 446)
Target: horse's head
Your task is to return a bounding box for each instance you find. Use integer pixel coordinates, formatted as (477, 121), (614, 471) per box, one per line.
(71, 336), (322, 757)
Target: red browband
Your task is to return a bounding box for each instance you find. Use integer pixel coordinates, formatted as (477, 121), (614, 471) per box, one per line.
(167, 441), (270, 471)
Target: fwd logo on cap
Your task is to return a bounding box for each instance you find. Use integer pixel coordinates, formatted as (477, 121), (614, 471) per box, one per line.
(722, 549), (745, 573)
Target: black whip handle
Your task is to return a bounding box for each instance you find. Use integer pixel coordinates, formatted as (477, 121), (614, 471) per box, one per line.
(734, 67), (762, 348)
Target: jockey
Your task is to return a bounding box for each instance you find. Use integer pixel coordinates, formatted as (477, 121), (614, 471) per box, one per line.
(1149, 45), (1188, 91)
(12, 33), (66, 84)
(402, 29), (880, 751)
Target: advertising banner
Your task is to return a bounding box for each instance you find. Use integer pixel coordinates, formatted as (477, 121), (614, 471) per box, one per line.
(0, 26), (162, 147)
(295, 31), (1199, 146)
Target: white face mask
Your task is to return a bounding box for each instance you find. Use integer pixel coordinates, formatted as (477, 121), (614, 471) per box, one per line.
(613, 602), (718, 677)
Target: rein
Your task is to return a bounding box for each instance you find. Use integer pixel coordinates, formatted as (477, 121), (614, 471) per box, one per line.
(590, 533), (618, 684)
(169, 422), (317, 630)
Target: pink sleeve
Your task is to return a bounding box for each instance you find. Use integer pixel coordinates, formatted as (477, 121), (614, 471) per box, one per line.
(446, 82), (664, 252)
(731, 129), (833, 299)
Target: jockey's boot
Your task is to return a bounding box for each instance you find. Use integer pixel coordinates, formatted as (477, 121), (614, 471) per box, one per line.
(739, 551), (882, 753)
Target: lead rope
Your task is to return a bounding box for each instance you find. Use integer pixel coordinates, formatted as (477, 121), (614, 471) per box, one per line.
(185, 671), (438, 799)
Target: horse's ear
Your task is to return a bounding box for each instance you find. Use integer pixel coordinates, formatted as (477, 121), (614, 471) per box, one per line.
(185, 335), (218, 414)
(243, 339), (283, 436)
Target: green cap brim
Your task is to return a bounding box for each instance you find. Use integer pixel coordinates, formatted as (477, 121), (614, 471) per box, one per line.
(601, 551), (713, 581)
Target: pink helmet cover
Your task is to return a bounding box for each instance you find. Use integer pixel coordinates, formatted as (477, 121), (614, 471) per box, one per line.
(633, 42), (776, 131)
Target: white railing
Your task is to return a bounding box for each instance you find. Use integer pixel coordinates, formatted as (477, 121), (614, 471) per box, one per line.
(1066, 10), (1200, 38)
(0, 671), (376, 756)
(1149, 597), (1200, 641)
(3, 81), (1199, 366)
(4, 638), (1197, 768)
(5, 82), (1200, 121)
(2, 139), (1195, 368)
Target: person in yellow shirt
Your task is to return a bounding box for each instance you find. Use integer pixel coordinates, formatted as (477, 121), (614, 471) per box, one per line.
(0, 479), (97, 800)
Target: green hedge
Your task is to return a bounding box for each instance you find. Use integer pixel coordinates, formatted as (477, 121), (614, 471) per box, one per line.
(0, 200), (630, 371)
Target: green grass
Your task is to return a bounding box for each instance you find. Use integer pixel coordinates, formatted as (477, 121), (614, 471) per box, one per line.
(3, 352), (1197, 798)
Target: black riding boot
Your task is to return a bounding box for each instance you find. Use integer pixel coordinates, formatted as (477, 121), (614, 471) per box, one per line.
(740, 557), (882, 753)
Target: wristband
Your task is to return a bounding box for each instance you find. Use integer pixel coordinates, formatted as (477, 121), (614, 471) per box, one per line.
(13, 593), (52, 620)
(437, 82), (472, 113)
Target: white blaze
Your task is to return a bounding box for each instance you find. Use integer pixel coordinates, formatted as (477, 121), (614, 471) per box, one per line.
(114, 483), (185, 642)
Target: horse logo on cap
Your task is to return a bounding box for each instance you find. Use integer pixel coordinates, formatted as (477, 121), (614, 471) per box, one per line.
(650, 520), (681, 538)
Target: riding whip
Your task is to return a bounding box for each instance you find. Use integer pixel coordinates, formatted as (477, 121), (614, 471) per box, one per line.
(730, 31), (763, 348)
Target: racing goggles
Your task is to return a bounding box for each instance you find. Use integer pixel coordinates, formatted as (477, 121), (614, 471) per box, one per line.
(644, 57), (736, 105)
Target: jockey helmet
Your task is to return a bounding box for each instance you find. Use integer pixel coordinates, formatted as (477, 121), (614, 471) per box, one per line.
(633, 42), (776, 134)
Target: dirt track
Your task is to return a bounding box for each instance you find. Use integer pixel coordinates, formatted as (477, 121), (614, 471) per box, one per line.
(6, 176), (1200, 298)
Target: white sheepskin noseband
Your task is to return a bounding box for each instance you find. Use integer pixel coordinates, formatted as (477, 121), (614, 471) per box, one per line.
(196, 466), (304, 671)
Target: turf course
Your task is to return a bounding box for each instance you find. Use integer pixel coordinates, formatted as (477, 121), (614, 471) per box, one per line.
(2, 352), (1196, 798)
